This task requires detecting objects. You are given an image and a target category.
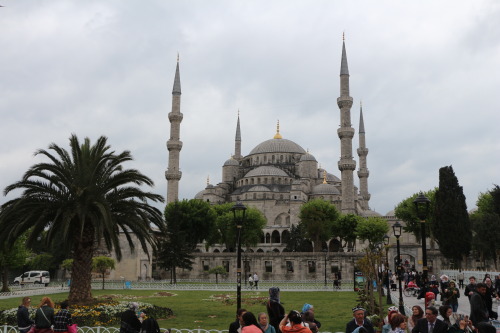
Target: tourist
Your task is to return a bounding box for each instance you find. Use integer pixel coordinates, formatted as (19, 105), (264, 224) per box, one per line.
(120, 302), (142, 333)
(279, 310), (312, 333)
(457, 270), (465, 289)
(439, 275), (450, 303)
(408, 306), (424, 332)
(242, 312), (265, 333)
(253, 273), (260, 290)
(140, 309), (161, 333)
(229, 308), (247, 333)
(382, 310), (398, 333)
(494, 275), (500, 297)
(346, 307), (375, 333)
(17, 297), (34, 333)
(258, 313), (276, 333)
(302, 311), (318, 333)
(465, 277), (477, 300)
(437, 305), (454, 327)
(449, 315), (474, 333)
(301, 304), (321, 328)
(389, 314), (407, 333)
(34, 297), (55, 333)
(443, 281), (460, 313)
(469, 283), (489, 326)
(53, 301), (72, 333)
(248, 274), (254, 290)
(411, 306), (448, 333)
(267, 287), (285, 333)
(484, 277), (498, 319)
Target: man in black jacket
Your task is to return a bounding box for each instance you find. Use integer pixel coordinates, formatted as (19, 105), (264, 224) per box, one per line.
(345, 307), (374, 333)
(411, 306), (448, 333)
(470, 283), (490, 326)
(229, 308), (247, 333)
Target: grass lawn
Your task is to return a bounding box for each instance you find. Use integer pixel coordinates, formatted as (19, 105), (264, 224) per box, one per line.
(0, 289), (371, 332)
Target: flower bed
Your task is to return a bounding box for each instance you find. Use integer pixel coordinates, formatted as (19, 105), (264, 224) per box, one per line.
(0, 300), (173, 327)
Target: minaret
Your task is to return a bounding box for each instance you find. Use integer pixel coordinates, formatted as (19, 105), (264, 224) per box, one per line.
(165, 55), (183, 203)
(357, 102), (370, 210)
(234, 111), (242, 160)
(337, 35), (356, 214)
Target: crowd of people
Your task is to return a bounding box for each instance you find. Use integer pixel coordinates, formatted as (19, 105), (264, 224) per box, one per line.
(15, 297), (160, 333)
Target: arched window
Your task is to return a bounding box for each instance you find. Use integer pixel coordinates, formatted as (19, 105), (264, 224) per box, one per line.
(282, 230), (290, 243)
(271, 230), (281, 243)
(272, 155), (275, 163)
(265, 233), (271, 243)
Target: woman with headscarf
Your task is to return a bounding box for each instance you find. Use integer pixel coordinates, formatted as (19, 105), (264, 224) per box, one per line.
(34, 297), (55, 333)
(17, 297), (34, 333)
(120, 302), (142, 333)
(267, 287), (285, 333)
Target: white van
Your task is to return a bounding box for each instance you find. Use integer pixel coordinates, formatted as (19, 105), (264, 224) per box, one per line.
(13, 271), (50, 286)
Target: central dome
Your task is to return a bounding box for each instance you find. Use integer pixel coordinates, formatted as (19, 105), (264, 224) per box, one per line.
(249, 138), (306, 155)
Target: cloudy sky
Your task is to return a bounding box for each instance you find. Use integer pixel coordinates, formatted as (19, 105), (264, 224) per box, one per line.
(1, 1), (499, 215)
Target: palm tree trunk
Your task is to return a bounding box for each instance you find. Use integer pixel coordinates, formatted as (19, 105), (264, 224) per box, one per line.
(69, 224), (95, 303)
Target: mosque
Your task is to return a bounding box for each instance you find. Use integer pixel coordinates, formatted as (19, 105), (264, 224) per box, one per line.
(145, 38), (444, 281)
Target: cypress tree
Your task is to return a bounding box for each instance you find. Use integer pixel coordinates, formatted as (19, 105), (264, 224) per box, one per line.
(432, 166), (471, 268)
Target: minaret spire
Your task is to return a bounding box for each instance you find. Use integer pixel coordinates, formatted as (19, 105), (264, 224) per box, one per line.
(234, 111), (242, 160)
(165, 56), (183, 203)
(337, 35), (356, 214)
(357, 102), (370, 210)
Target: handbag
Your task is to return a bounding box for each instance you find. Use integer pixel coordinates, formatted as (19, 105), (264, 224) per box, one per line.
(67, 324), (78, 333)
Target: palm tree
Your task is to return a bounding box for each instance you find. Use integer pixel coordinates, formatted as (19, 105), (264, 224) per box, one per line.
(0, 134), (164, 302)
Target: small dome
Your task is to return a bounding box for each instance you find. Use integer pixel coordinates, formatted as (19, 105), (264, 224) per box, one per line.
(248, 186), (271, 192)
(317, 168), (341, 182)
(312, 183), (340, 195)
(300, 153), (317, 162)
(249, 138), (306, 155)
(223, 158), (239, 166)
(361, 209), (382, 217)
(245, 166), (289, 177)
(385, 209), (395, 217)
(194, 190), (205, 199)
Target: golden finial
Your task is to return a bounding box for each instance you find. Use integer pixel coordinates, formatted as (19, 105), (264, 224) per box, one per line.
(274, 120), (282, 139)
(177, 52), (179, 62)
(323, 170), (327, 184)
(343, 31), (345, 41)
(206, 175), (210, 185)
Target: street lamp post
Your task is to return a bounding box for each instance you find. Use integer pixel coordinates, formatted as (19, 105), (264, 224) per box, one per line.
(231, 202), (247, 312)
(383, 234), (393, 305)
(393, 221), (405, 314)
(413, 192), (431, 285)
(322, 248), (328, 288)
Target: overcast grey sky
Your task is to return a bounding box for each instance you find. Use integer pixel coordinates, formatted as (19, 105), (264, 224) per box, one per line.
(1, 1), (499, 215)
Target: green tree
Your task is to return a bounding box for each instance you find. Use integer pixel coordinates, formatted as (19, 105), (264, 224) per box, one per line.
(208, 266), (228, 284)
(333, 214), (360, 251)
(207, 203), (267, 251)
(355, 217), (389, 249)
(432, 166), (471, 267)
(394, 189), (436, 240)
(0, 234), (31, 292)
(283, 223), (313, 252)
(299, 199), (340, 252)
(92, 256), (115, 290)
(0, 135), (164, 303)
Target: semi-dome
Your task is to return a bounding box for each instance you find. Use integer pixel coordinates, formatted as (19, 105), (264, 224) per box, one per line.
(194, 190), (205, 199)
(249, 138), (306, 155)
(223, 157), (239, 166)
(361, 209), (382, 217)
(248, 185), (271, 192)
(245, 166), (289, 177)
(312, 183), (340, 195)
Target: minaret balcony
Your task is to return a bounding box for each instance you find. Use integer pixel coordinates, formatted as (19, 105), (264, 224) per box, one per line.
(357, 148), (369, 156)
(167, 140), (183, 151)
(338, 159), (356, 171)
(357, 170), (369, 178)
(337, 97), (353, 109)
(165, 169), (182, 180)
(168, 112), (184, 122)
(337, 127), (355, 139)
